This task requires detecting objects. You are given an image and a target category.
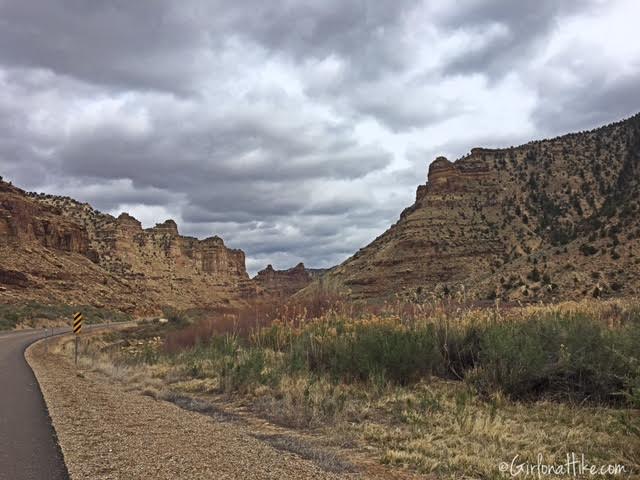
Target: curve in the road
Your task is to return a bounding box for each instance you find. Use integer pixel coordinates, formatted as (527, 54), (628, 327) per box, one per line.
(0, 328), (70, 480)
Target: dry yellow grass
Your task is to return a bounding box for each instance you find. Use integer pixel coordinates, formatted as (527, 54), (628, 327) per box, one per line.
(65, 299), (640, 478)
(359, 380), (638, 478)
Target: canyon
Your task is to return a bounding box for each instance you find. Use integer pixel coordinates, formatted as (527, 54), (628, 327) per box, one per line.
(0, 180), (257, 315)
(2, 113), (640, 318)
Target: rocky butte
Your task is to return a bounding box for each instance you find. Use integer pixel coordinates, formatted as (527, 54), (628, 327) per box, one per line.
(303, 113), (640, 302)
(253, 263), (316, 299)
(0, 180), (256, 315)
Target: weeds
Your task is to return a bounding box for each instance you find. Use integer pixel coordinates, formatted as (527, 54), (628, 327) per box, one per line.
(468, 312), (639, 402)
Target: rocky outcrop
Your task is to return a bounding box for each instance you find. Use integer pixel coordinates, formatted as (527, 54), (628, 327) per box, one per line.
(424, 155), (491, 192)
(253, 262), (315, 298)
(0, 268), (30, 288)
(302, 113), (640, 302)
(0, 182), (89, 254)
(0, 181), (255, 315)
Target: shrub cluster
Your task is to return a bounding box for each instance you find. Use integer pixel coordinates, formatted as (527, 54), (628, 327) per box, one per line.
(468, 312), (638, 402)
(163, 301), (640, 406)
(282, 319), (442, 384)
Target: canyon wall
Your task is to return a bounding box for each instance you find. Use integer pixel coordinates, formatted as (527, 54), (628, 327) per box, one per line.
(0, 181), (256, 315)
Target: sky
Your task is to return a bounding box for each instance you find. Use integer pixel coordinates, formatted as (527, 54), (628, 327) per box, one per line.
(1, 0), (639, 275)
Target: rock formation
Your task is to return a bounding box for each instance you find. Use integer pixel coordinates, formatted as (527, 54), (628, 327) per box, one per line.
(4, 112), (640, 314)
(253, 263), (315, 298)
(0, 181), (256, 315)
(302, 113), (640, 302)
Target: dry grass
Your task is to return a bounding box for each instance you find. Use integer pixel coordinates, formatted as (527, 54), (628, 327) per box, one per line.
(253, 433), (357, 474)
(360, 380), (639, 477)
(68, 298), (640, 478)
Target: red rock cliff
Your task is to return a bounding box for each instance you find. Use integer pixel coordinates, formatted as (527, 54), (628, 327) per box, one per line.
(253, 262), (314, 298)
(0, 179), (254, 314)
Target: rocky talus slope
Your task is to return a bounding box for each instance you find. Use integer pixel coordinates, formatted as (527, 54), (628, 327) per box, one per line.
(0, 180), (256, 315)
(308, 113), (640, 302)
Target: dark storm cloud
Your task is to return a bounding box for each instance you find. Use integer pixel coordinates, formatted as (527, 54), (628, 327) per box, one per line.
(63, 181), (179, 212)
(0, 0), (417, 93)
(55, 105), (390, 192)
(219, 0), (417, 77)
(438, 0), (596, 79)
(0, 1), (213, 94)
(0, 0), (435, 144)
(182, 202), (389, 271)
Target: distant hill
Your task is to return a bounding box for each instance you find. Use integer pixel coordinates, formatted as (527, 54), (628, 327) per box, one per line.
(252, 262), (319, 299)
(303, 113), (640, 302)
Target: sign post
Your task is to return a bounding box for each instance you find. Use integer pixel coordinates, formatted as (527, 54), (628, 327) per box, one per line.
(72, 312), (83, 366)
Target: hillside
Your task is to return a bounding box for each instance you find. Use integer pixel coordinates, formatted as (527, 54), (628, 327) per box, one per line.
(309, 113), (640, 302)
(0, 180), (257, 316)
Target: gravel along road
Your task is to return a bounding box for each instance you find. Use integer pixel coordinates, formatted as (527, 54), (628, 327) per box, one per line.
(26, 337), (363, 480)
(0, 328), (69, 480)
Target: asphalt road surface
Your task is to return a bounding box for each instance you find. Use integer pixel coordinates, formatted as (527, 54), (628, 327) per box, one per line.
(0, 327), (70, 480)
(0, 324), (126, 480)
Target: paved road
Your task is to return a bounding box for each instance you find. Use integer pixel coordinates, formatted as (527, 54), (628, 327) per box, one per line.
(0, 327), (69, 480)
(0, 324), (128, 480)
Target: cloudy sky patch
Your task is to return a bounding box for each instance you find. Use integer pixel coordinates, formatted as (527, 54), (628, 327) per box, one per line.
(0, 0), (638, 274)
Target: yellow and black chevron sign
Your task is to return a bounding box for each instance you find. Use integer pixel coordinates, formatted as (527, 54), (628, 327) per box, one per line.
(72, 312), (83, 335)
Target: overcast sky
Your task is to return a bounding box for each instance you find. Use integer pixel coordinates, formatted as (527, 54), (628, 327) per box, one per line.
(1, 0), (639, 274)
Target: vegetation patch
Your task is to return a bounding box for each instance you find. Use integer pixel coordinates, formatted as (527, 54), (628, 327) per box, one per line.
(0, 302), (132, 330)
(85, 299), (640, 477)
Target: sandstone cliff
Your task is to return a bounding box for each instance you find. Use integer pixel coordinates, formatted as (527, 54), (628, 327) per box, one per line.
(253, 263), (316, 299)
(306, 113), (640, 302)
(0, 181), (255, 315)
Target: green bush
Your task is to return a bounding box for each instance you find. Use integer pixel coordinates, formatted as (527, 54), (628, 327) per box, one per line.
(0, 302), (131, 330)
(287, 322), (442, 385)
(220, 349), (272, 393)
(467, 313), (639, 402)
(434, 320), (483, 379)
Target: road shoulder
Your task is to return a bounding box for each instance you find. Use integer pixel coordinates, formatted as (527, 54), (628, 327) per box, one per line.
(26, 337), (353, 480)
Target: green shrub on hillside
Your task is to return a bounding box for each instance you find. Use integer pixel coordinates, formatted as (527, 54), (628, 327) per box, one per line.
(0, 302), (131, 330)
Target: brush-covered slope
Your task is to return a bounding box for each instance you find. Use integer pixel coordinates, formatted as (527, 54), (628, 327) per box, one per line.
(0, 180), (256, 315)
(312, 113), (640, 302)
